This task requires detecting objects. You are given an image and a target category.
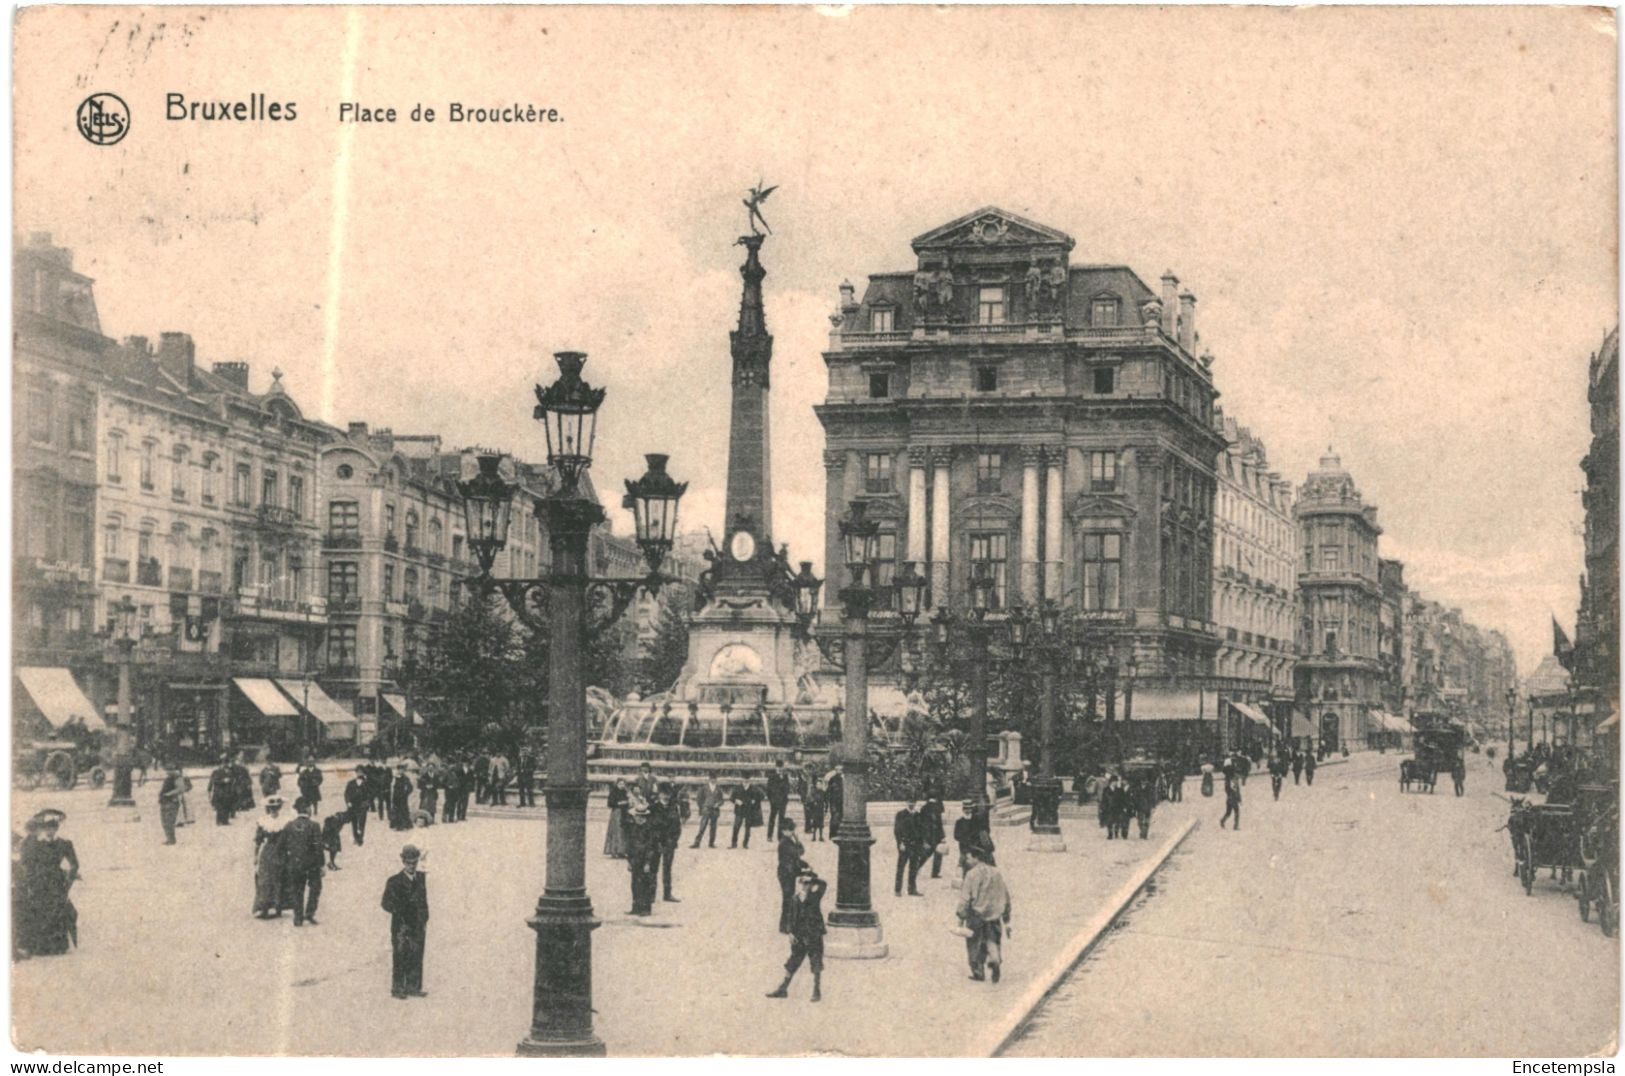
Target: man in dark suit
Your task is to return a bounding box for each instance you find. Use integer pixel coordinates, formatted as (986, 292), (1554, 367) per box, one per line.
(296, 757), (324, 814)
(344, 770), (370, 847)
(919, 796), (946, 878)
(766, 866), (827, 1003)
(516, 751), (537, 808)
(893, 799), (925, 896)
(825, 768), (844, 836)
(691, 773), (725, 849)
(381, 845), (429, 998)
(282, 800), (326, 926)
(730, 778), (765, 849)
(650, 783), (683, 903)
(764, 761), (791, 841)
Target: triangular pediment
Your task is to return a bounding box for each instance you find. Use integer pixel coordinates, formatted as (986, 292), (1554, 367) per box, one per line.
(912, 207), (1075, 254)
(1069, 493), (1137, 521)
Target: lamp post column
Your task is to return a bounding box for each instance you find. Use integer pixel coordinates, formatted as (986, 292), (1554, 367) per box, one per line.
(518, 496), (606, 1058)
(109, 639), (136, 807)
(967, 621), (992, 810)
(1027, 654), (1065, 851)
(827, 586), (886, 959)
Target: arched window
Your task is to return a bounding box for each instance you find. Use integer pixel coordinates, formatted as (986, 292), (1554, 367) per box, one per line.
(404, 567), (419, 601)
(405, 510), (420, 550)
(428, 517), (443, 554)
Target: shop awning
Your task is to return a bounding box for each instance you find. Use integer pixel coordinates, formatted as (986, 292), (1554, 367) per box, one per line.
(1290, 712), (1317, 738)
(383, 694), (426, 726)
(1374, 711), (1414, 734)
(276, 679), (358, 739)
(1127, 689), (1214, 722)
(1228, 700), (1274, 730)
(16, 667), (106, 731)
(234, 677), (298, 717)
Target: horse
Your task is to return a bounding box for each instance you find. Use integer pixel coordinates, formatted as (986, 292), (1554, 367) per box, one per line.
(1400, 759), (1437, 793)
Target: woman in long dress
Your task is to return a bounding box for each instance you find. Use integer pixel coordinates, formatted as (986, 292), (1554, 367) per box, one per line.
(389, 766), (415, 831)
(603, 779), (629, 858)
(17, 810), (78, 956)
(253, 799), (288, 918)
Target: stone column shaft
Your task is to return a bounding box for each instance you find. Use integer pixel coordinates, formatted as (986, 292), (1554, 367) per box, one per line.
(1044, 449), (1065, 603)
(1020, 448), (1042, 605)
(930, 449), (952, 608)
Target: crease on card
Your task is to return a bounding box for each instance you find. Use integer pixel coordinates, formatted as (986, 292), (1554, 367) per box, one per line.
(322, 8), (364, 423)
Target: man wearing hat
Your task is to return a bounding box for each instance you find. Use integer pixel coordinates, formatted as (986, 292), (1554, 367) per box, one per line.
(624, 795), (660, 916)
(766, 865), (826, 1003)
(207, 755), (235, 826)
(157, 764), (185, 845)
(282, 798), (326, 926)
(650, 783), (683, 903)
(956, 839), (1011, 983)
(344, 767), (370, 847)
(296, 754), (324, 814)
(381, 845), (430, 999)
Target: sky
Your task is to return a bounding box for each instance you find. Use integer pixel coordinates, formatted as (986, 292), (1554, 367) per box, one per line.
(14, 6), (1617, 674)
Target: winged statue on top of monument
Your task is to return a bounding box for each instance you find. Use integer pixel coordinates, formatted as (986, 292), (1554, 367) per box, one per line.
(743, 179), (777, 236)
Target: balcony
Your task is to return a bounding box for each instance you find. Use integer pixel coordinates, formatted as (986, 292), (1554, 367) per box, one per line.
(385, 599), (409, 618)
(256, 504), (303, 531)
(425, 551), (446, 567)
(136, 558), (163, 587)
(328, 593), (361, 613)
(407, 600), (428, 621)
(324, 531), (362, 550)
(103, 558), (130, 583)
(325, 664), (360, 680)
(169, 567), (194, 592)
(404, 543), (423, 558)
(198, 570), (225, 594)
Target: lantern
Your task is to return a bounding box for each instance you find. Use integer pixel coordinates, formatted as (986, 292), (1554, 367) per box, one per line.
(623, 453), (688, 576)
(457, 453), (517, 576)
(532, 351), (605, 493)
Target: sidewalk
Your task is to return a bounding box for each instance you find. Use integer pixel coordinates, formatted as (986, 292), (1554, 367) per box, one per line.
(12, 783), (1205, 1056)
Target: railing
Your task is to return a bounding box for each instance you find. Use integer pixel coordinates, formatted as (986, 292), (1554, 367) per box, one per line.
(137, 558), (163, 586)
(328, 594), (361, 613)
(385, 599), (409, 617)
(404, 543), (422, 558)
(425, 551), (446, 567)
(324, 532), (362, 549)
(257, 504), (301, 528)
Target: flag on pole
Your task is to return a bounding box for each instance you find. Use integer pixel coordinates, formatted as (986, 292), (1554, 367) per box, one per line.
(1552, 616), (1575, 672)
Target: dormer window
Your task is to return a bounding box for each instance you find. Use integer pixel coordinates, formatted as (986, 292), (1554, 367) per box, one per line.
(977, 286), (1006, 326)
(871, 307), (894, 333)
(1091, 295), (1120, 327)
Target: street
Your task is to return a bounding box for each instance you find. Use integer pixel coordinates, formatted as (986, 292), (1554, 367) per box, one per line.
(1008, 755), (1620, 1057)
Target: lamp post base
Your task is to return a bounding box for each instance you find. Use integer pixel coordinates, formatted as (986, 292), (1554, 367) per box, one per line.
(517, 1035), (607, 1059)
(518, 894), (604, 1057)
(108, 764), (136, 807)
(825, 913), (889, 960)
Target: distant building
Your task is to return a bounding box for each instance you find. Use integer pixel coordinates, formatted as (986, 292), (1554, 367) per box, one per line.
(1574, 328), (1619, 740)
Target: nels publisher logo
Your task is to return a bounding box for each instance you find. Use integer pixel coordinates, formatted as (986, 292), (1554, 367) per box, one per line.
(77, 92), (129, 146)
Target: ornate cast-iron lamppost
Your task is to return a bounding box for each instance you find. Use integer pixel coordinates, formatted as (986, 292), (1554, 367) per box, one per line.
(105, 595), (140, 808)
(790, 502), (925, 960)
(1010, 601), (1070, 852)
(928, 561), (999, 811)
(457, 351), (686, 1058)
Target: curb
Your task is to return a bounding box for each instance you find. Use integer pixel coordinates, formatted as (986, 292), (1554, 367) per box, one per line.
(973, 814), (1201, 1058)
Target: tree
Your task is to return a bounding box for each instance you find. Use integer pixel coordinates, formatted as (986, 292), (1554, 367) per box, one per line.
(405, 590), (546, 759)
(640, 586), (692, 694)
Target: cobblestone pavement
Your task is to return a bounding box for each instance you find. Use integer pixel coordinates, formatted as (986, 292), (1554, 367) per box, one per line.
(1007, 755), (1620, 1057)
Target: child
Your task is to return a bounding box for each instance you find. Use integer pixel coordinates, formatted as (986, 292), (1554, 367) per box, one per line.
(322, 811), (346, 870)
(767, 866), (826, 1003)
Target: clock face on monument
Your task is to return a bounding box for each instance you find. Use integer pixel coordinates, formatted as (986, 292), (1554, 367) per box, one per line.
(729, 530), (757, 563)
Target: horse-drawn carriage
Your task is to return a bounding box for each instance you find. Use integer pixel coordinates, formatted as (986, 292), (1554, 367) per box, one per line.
(1574, 783), (1619, 936)
(1400, 726), (1466, 794)
(13, 737), (110, 790)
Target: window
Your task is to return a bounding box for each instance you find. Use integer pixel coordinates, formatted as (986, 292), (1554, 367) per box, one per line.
(172, 445), (189, 500)
(288, 475), (304, 519)
(969, 533), (1008, 610)
(404, 568), (419, 601)
(234, 462), (252, 506)
(259, 549), (278, 588)
(287, 555), (304, 599)
(1082, 533), (1122, 611)
(328, 500), (359, 536)
(1091, 297), (1120, 327)
(28, 385), (52, 443)
(873, 531), (897, 588)
(382, 625), (397, 662)
(103, 515), (123, 557)
(976, 366), (998, 393)
(871, 307), (894, 333)
(336, 464), (354, 480)
(1092, 367), (1115, 395)
(977, 287), (1006, 326)
(869, 372), (890, 399)
(200, 453), (218, 504)
(328, 561), (358, 599)
(137, 525), (154, 564)
(977, 451), (1003, 493)
(405, 511), (420, 550)
(140, 442), (156, 490)
(1321, 547), (1340, 571)
(261, 469), (279, 508)
(1089, 451), (1117, 492)
(864, 453), (893, 493)
(428, 518), (443, 553)
(64, 495), (90, 567)
(452, 534), (465, 563)
(383, 563), (395, 601)
(429, 571), (443, 604)
(385, 504), (396, 536)
(327, 625), (357, 669)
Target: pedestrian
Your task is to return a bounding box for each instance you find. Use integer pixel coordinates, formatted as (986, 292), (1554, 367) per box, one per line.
(441, 762), (463, 824)
(776, 817), (806, 934)
(489, 754), (511, 807)
(253, 798), (288, 919)
(893, 798), (925, 896)
(605, 778), (630, 858)
(208, 755), (235, 825)
(803, 778), (826, 843)
(1220, 771), (1242, 831)
(633, 761), (658, 804)
(373, 762), (393, 822)
(389, 765), (415, 831)
(731, 777), (765, 848)
(765, 761), (791, 840)
(766, 866), (826, 1003)
(418, 768), (439, 827)
(381, 845), (429, 999)
(1452, 757), (1467, 796)
(17, 810), (79, 958)
(157, 764), (184, 845)
(283, 799), (326, 926)
(1269, 752), (1285, 801)
(690, 772), (724, 849)
(259, 761), (283, 799)
(322, 812), (347, 870)
(624, 797), (659, 916)
(1199, 757), (1215, 799)
(651, 783), (683, 903)
(825, 767), (845, 835)
(345, 769), (369, 847)
(297, 755), (324, 813)
(176, 768), (196, 827)
(1291, 750), (1304, 785)
(1304, 751), (1317, 787)
(956, 840), (1011, 983)
(921, 795), (947, 877)
(953, 799), (995, 874)
(473, 752), (490, 805)
(516, 751), (537, 808)
(230, 754), (256, 816)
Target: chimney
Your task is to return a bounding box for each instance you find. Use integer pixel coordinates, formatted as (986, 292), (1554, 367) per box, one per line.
(124, 335), (151, 355)
(369, 428), (396, 454)
(157, 332), (196, 384)
(839, 280), (856, 309)
(1178, 290), (1196, 352)
(212, 361), (250, 389)
(1160, 272), (1178, 337)
(347, 421), (369, 441)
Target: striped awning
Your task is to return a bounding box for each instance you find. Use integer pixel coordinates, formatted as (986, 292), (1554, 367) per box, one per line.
(1228, 700), (1273, 730)
(383, 694), (426, 726)
(234, 677), (298, 717)
(1127, 689), (1215, 722)
(16, 667), (106, 731)
(276, 679), (358, 738)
